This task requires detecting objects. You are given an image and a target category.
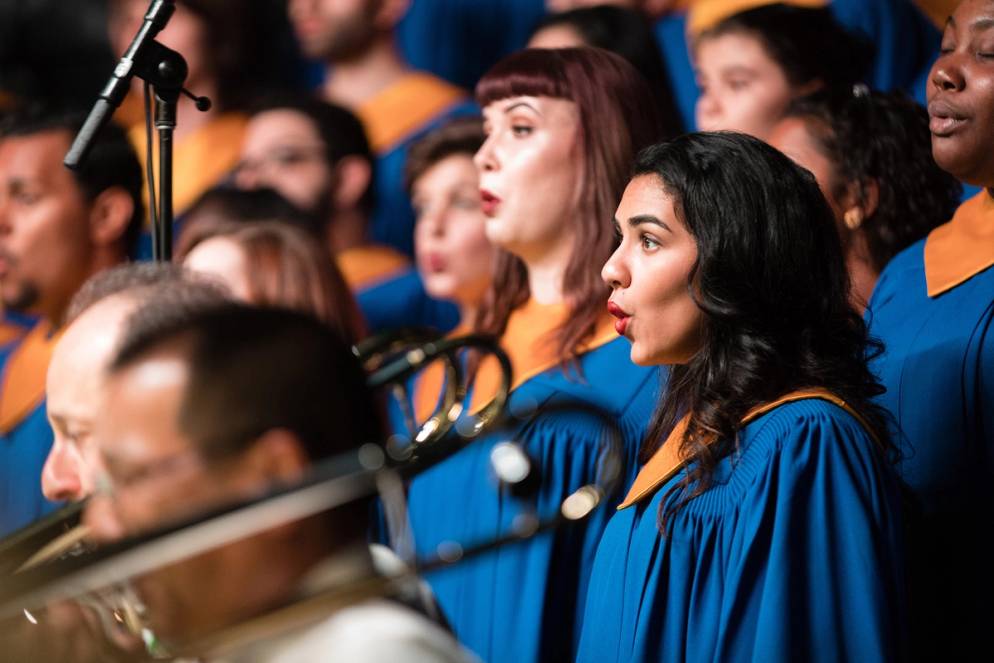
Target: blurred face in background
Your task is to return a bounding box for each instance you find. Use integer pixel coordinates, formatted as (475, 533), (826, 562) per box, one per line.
(768, 116), (847, 221)
(474, 96), (580, 264)
(288, 0), (383, 61)
(0, 130), (96, 320)
(108, 0), (211, 92)
(234, 110), (333, 216)
(412, 154), (494, 314)
(694, 31), (794, 139)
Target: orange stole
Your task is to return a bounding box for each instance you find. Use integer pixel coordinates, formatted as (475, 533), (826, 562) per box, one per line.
(0, 320), (25, 348)
(355, 72), (467, 155)
(684, 0), (953, 36)
(618, 388), (868, 509)
(0, 322), (61, 435)
(336, 244), (411, 291)
(924, 190), (994, 298)
(128, 112), (248, 217)
(686, 0), (827, 36)
(413, 299), (618, 422)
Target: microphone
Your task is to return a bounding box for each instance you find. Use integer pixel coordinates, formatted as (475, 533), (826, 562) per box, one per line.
(64, 0), (176, 170)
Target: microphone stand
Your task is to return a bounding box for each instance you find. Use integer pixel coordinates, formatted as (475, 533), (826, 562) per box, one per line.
(64, 0), (211, 262)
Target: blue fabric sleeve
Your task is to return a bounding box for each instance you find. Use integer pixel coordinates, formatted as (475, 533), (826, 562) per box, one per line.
(714, 408), (906, 662)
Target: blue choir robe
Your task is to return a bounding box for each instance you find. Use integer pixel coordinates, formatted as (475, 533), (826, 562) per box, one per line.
(353, 266), (459, 335)
(865, 189), (994, 662)
(577, 390), (906, 663)
(0, 321), (61, 536)
(404, 299), (662, 662)
(355, 72), (477, 257)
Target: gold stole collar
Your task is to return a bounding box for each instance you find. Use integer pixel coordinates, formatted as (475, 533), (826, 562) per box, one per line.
(0, 322), (60, 435)
(617, 388), (860, 510)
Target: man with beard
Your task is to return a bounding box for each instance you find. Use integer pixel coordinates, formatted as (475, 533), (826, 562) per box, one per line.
(287, 0), (475, 258)
(231, 94), (458, 332)
(0, 109), (142, 535)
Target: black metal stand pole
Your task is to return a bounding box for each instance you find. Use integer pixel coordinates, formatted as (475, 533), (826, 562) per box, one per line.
(150, 53), (184, 262)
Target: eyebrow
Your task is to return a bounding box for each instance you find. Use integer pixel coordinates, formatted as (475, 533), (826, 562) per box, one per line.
(972, 17), (994, 32)
(627, 214), (672, 232)
(503, 101), (540, 115)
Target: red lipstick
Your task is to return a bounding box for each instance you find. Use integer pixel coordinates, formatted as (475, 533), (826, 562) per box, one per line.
(607, 301), (630, 336)
(480, 189), (501, 216)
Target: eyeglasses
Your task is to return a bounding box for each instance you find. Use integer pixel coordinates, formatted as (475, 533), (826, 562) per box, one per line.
(232, 145), (328, 179)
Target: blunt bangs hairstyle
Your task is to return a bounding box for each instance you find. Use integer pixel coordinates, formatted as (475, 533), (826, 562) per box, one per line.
(783, 89), (961, 273)
(475, 47), (666, 360)
(634, 132), (893, 529)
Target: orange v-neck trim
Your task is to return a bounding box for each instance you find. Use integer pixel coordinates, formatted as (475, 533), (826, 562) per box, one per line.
(413, 299), (618, 421)
(617, 388), (858, 509)
(0, 322), (60, 434)
(924, 190), (994, 298)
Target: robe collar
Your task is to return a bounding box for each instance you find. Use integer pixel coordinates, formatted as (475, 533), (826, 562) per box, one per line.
(924, 189), (994, 298)
(0, 321), (61, 435)
(414, 299), (617, 421)
(355, 72), (466, 155)
(617, 388), (861, 510)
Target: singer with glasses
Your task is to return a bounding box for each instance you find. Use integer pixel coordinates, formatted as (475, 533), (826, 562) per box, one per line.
(578, 132), (906, 662)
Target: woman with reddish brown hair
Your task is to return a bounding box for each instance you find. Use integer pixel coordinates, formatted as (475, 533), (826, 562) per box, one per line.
(404, 47), (666, 663)
(176, 218), (365, 343)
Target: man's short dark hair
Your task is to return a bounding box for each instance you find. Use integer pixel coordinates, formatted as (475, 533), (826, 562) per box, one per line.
(404, 116), (485, 193)
(183, 186), (323, 237)
(111, 303), (383, 463)
(0, 108), (144, 256)
(66, 261), (231, 323)
(249, 93), (375, 215)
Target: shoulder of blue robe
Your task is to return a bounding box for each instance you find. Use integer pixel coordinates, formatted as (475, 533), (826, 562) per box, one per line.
(865, 236), (994, 509)
(355, 268), (459, 335)
(406, 341), (661, 663)
(0, 404), (59, 537)
(864, 231), (993, 659)
(577, 398), (906, 663)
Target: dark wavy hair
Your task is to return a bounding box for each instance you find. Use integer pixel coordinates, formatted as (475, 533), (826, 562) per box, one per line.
(698, 4), (873, 93)
(634, 132), (894, 530)
(475, 48), (666, 361)
(783, 89), (962, 273)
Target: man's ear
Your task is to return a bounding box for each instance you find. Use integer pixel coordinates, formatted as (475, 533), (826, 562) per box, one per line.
(332, 156), (373, 210)
(88, 186), (134, 249)
(374, 0), (410, 30)
(244, 428), (311, 485)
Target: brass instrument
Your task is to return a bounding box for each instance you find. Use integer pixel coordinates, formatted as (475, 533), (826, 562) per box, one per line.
(0, 330), (514, 659)
(357, 328), (513, 454)
(0, 398), (624, 662)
